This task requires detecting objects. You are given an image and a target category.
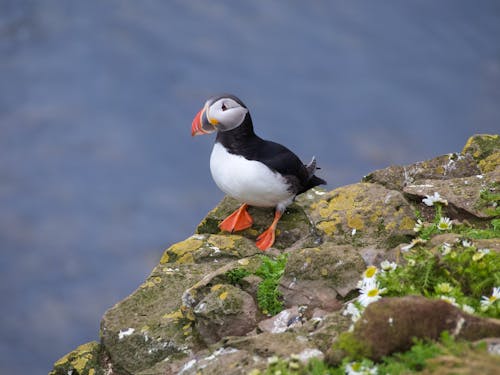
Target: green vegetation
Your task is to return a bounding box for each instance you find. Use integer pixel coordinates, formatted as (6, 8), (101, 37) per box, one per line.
(380, 196), (500, 318)
(254, 332), (491, 375)
(224, 253), (289, 316)
(476, 182), (500, 216)
(225, 267), (251, 286)
(254, 253), (289, 315)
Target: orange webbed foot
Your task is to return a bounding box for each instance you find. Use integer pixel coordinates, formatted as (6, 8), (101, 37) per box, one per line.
(255, 227), (276, 251)
(219, 203), (253, 233)
(255, 210), (283, 251)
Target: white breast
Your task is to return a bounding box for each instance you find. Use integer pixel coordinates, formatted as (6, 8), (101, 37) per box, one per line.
(210, 143), (294, 208)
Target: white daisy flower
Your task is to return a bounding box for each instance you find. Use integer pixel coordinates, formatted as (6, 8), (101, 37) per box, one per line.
(439, 295), (458, 307)
(343, 302), (362, 323)
(358, 281), (386, 307)
(345, 362), (378, 375)
(480, 287), (500, 311)
(462, 239), (473, 248)
(422, 192), (448, 207)
(437, 217), (452, 231)
(357, 266), (378, 288)
(461, 304), (475, 314)
(472, 251), (486, 262)
(401, 238), (427, 252)
(441, 242), (452, 256)
(413, 219), (424, 233)
(380, 260), (397, 272)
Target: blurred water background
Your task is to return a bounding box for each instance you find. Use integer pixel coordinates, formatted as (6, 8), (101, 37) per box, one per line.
(1, 0), (499, 373)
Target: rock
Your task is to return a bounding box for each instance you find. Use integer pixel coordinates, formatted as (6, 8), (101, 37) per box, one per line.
(196, 196), (314, 249)
(280, 243), (365, 310)
(428, 233), (500, 254)
(403, 168), (500, 219)
(194, 284), (258, 344)
(308, 183), (416, 249)
(258, 306), (303, 334)
(462, 134), (500, 167)
(100, 235), (260, 374)
(329, 296), (500, 362)
(364, 153), (480, 191)
(51, 134), (500, 375)
(50, 342), (105, 375)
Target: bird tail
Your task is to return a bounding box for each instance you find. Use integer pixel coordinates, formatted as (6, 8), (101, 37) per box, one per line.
(302, 156), (327, 192)
(305, 156), (318, 178)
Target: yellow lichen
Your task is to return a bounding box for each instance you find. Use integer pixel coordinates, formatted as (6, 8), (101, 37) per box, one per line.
(159, 251), (170, 264)
(169, 238), (203, 257)
(317, 219), (340, 236)
(347, 214), (364, 230)
(208, 234), (240, 249)
(176, 252), (194, 264)
(478, 151), (500, 173)
(211, 284), (224, 292)
(163, 309), (184, 321)
(140, 280), (156, 289)
(219, 291), (228, 300)
(435, 166), (445, 175)
(238, 258), (250, 266)
(385, 222), (397, 232)
(399, 216), (416, 231)
(53, 342), (97, 372)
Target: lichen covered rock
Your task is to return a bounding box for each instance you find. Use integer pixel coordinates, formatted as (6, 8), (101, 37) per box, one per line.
(280, 243), (365, 310)
(194, 284), (258, 344)
(308, 183), (416, 250)
(52, 134), (500, 375)
(404, 169), (500, 219)
(364, 153), (480, 191)
(50, 342), (104, 375)
(196, 196), (314, 249)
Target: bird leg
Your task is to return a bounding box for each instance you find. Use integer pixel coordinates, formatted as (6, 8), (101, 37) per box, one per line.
(219, 203), (253, 233)
(255, 210), (283, 251)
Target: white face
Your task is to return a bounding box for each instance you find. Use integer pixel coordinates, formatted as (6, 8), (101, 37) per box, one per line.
(206, 97), (249, 132)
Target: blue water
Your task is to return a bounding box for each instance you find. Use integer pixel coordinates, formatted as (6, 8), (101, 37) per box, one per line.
(1, 1), (499, 373)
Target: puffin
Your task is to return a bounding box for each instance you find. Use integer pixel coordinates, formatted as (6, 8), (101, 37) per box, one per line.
(191, 94), (326, 250)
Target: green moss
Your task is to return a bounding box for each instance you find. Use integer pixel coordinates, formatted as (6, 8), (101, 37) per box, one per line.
(196, 217), (221, 234)
(333, 331), (372, 360)
(225, 267), (251, 286)
(475, 182), (500, 217)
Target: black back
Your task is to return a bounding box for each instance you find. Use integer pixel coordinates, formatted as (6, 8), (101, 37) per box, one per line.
(216, 114), (326, 195)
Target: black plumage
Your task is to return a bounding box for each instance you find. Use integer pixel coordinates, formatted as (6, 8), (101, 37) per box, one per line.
(216, 112), (326, 196)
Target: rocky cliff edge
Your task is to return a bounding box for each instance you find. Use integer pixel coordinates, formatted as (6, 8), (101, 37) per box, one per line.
(51, 134), (500, 375)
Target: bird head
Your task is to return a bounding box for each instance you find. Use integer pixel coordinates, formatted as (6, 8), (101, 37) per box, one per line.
(191, 94), (249, 136)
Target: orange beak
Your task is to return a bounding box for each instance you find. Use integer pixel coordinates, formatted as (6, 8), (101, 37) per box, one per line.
(191, 106), (217, 136)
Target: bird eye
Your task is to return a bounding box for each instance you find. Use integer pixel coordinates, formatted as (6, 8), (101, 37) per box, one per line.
(221, 102), (228, 111)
